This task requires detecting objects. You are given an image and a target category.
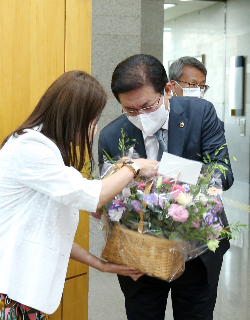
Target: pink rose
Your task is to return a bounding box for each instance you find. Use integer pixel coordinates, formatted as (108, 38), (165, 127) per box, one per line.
(162, 179), (171, 184)
(209, 223), (223, 239)
(113, 199), (123, 205)
(171, 184), (185, 199)
(168, 204), (189, 223)
(136, 179), (147, 191)
(191, 218), (200, 229)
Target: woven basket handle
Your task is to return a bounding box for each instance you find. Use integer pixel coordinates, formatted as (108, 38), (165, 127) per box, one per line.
(138, 180), (153, 234)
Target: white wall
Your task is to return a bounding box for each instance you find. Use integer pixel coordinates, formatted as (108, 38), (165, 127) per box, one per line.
(163, 0), (250, 205)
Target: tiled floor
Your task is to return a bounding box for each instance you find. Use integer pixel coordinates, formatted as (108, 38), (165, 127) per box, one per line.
(88, 202), (250, 320)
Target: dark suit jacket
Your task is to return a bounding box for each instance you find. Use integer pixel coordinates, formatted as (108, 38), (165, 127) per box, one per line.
(98, 96), (234, 295)
(220, 120), (225, 132)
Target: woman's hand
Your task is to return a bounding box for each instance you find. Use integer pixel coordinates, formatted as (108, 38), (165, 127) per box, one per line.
(91, 209), (102, 220)
(132, 158), (158, 177)
(70, 242), (144, 281)
(99, 260), (144, 281)
(98, 158), (158, 209)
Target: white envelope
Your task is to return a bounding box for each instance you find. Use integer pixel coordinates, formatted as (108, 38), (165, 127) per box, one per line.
(158, 152), (202, 185)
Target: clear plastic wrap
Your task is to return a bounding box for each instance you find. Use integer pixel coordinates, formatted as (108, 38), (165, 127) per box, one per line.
(95, 149), (246, 282)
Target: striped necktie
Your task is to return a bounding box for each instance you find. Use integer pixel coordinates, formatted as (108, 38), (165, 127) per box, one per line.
(153, 128), (168, 161)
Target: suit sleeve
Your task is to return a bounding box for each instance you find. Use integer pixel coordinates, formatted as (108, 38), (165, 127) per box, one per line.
(98, 130), (111, 167)
(201, 102), (233, 191)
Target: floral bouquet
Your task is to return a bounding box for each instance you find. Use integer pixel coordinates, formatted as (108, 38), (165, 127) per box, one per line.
(98, 139), (246, 281)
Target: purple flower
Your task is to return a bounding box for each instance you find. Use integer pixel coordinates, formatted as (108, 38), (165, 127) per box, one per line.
(182, 184), (190, 193)
(203, 210), (217, 226)
(143, 193), (167, 208)
(210, 197), (223, 213)
(144, 193), (159, 206)
(108, 203), (126, 222)
(131, 200), (141, 214)
(219, 216), (223, 226)
(158, 195), (168, 209)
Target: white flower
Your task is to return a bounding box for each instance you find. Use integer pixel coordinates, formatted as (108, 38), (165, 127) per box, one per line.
(122, 187), (131, 199)
(199, 194), (208, 206)
(108, 203), (126, 222)
(176, 193), (192, 205)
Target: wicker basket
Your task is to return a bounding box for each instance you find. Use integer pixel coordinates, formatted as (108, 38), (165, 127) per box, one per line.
(101, 182), (185, 281)
(102, 224), (185, 281)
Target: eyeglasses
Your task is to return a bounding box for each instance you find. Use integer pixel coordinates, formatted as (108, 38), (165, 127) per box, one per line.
(176, 80), (210, 93)
(123, 94), (162, 117)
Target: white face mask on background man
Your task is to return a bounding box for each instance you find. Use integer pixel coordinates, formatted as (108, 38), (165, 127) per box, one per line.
(175, 81), (205, 99)
(127, 95), (169, 136)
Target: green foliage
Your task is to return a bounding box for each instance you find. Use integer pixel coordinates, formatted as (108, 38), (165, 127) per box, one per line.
(118, 125), (138, 157)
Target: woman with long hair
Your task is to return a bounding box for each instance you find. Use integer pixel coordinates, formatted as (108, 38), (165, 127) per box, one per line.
(0, 70), (158, 318)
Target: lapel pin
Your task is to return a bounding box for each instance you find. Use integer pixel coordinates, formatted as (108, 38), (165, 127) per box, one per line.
(180, 122), (185, 128)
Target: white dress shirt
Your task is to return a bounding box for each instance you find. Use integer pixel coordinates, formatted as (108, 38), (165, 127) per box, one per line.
(142, 107), (170, 160)
(0, 129), (102, 314)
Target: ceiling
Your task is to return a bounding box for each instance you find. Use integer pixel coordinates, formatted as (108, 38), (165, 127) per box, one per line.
(164, 1), (224, 22)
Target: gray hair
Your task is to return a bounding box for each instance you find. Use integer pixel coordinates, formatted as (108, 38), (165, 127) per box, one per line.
(169, 56), (207, 81)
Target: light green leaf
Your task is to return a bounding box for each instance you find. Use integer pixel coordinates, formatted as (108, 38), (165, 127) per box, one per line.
(169, 232), (179, 241)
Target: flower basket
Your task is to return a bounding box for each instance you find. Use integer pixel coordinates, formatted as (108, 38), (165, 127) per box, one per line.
(102, 181), (187, 281)
(102, 223), (185, 281)
(97, 144), (246, 282)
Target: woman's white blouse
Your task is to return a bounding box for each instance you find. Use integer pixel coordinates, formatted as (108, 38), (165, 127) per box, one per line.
(0, 129), (102, 314)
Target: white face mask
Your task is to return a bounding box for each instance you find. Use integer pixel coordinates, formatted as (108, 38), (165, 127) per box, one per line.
(127, 96), (169, 136)
(182, 87), (205, 99)
(175, 81), (205, 99)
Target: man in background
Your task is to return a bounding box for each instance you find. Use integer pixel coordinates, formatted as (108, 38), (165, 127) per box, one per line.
(98, 54), (233, 320)
(169, 56), (224, 131)
(169, 56), (209, 99)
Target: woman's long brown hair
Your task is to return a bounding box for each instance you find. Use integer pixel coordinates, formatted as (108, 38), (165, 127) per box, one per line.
(1, 70), (107, 171)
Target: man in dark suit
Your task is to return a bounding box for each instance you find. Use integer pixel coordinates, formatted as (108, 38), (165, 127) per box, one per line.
(98, 54), (233, 320)
(169, 56), (225, 131)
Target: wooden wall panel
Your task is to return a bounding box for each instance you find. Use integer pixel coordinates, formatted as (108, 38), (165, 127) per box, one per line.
(65, 0), (92, 73)
(0, 1), (13, 142)
(63, 275), (88, 320)
(50, 274), (88, 320)
(65, 0), (92, 280)
(0, 0), (65, 144)
(66, 212), (89, 278)
(66, 158), (90, 278)
(29, 0), (65, 107)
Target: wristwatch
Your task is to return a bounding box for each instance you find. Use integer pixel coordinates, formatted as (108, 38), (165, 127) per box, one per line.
(122, 160), (140, 178)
